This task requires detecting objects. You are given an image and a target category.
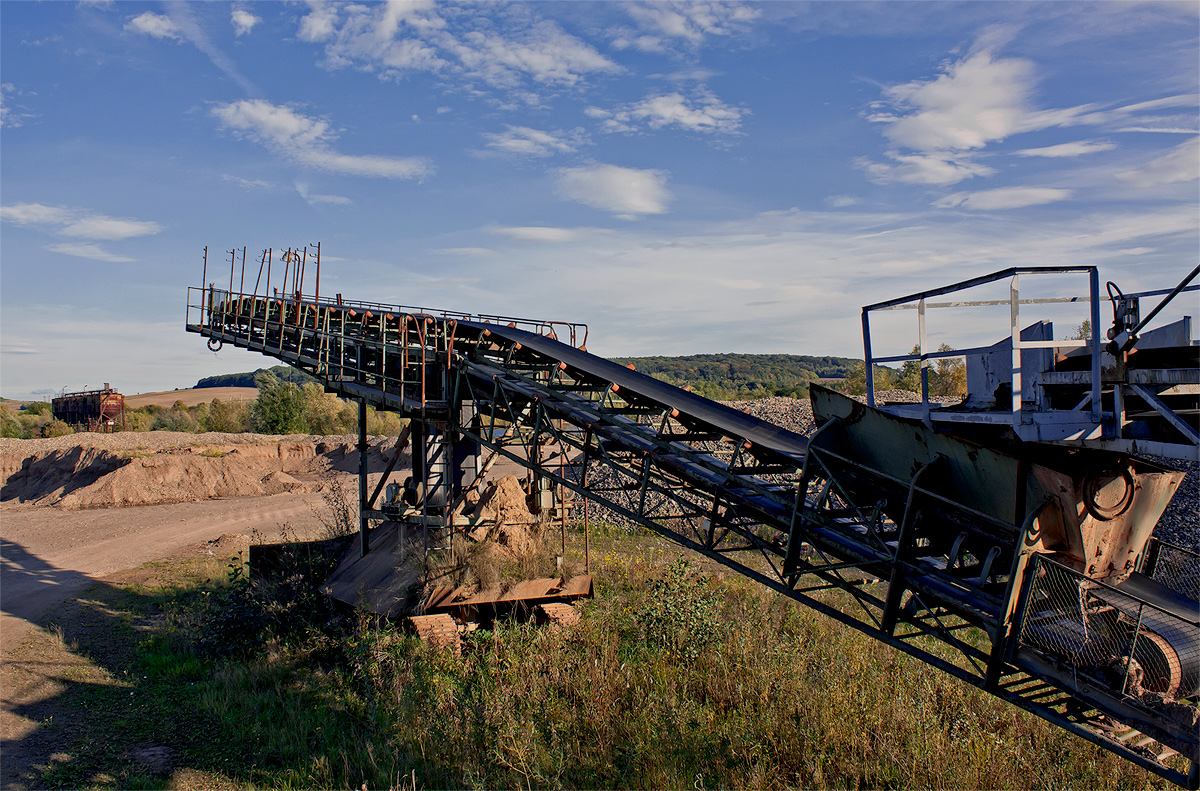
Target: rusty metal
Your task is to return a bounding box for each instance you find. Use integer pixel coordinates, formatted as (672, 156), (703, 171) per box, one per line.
(51, 384), (126, 432)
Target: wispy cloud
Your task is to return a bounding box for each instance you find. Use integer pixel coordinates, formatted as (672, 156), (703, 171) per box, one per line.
(295, 181), (352, 205)
(222, 174), (275, 190)
(212, 100), (432, 179)
(614, 2), (759, 52)
(1, 83), (38, 129)
(126, 4), (257, 96)
(588, 90), (745, 136)
(554, 164), (671, 218)
(860, 34), (1197, 189)
(295, 1), (619, 100)
(1117, 137), (1200, 187)
(482, 125), (585, 157)
(1, 202), (162, 239)
(1015, 140), (1116, 158)
(45, 243), (136, 263)
(933, 187), (1073, 210)
(489, 226), (595, 243)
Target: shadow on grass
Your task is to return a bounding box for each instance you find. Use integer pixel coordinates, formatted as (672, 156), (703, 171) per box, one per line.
(1, 536), (350, 790)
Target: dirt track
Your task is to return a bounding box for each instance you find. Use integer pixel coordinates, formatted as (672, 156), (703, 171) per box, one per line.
(0, 432), (409, 655)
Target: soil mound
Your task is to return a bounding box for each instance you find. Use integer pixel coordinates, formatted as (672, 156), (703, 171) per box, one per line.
(467, 474), (542, 560)
(0, 438), (399, 510)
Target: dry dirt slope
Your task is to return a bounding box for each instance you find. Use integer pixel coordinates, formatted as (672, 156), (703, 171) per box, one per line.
(0, 431), (407, 510)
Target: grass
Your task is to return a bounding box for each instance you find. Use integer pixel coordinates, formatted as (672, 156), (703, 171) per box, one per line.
(11, 530), (1174, 790)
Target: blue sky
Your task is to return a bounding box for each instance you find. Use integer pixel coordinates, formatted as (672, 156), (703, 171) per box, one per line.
(1, 1), (1197, 399)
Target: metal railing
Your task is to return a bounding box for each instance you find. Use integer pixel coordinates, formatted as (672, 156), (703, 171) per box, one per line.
(862, 266), (1102, 420)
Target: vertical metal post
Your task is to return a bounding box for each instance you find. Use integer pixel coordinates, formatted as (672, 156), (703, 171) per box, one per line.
(918, 297), (929, 408)
(359, 398), (370, 556)
(861, 308), (875, 408)
(228, 249), (236, 293)
(313, 241), (320, 305)
(239, 246), (246, 294)
(1088, 267), (1102, 423)
(1010, 275), (1022, 417)
(201, 246), (208, 291)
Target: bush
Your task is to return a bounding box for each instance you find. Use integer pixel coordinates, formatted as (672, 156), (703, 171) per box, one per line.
(22, 401), (51, 416)
(42, 419), (75, 438)
(251, 372), (307, 434)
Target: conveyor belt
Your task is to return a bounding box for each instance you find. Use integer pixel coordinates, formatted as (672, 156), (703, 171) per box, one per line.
(459, 321), (809, 465)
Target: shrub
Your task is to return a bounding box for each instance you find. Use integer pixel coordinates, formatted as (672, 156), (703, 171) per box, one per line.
(22, 401), (51, 416)
(251, 371), (307, 434)
(42, 419), (75, 438)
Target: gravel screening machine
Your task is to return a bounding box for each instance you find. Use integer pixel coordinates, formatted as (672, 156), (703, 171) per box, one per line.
(188, 247), (1199, 787)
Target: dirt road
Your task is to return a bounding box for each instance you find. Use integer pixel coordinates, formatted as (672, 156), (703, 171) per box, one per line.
(0, 493), (328, 655)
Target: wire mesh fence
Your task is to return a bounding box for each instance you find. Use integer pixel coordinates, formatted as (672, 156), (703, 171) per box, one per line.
(1144, 538), (1200, 603)
(1017, 554), (1199, 702)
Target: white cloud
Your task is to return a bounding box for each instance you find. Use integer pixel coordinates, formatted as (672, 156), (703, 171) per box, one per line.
(490, 226), (591, 243)
(60, 216), (162, 240)
(45, 243), (136, 263)
(295, 182), (353, 205)
(555, 164), (671, 217)
(296, 3), (619, 97)
(222, 174), (274, 190)
(298, 0), (338, 42)
(1, 83), (36, 129)
(933, 187), (1073, 210)
(128, 6), (257, 95)
(1116, 127), (1199, 134)
(1, 202), (74, 226)
(482, 125), (584, 157)
(857, 152), (995, 186)
(1, 203), (161, 240)
(592, 91), (745, 136)
(1015, 140), (1116, 158)
(620, 2), (759, 49)
(126, 12), (180, 40)
(212, 100), (432, 179)
(1117, 137), (1200, 187)
(825, 195), (858, 208)
(432, 247), (499, 257)
(231, 8), (261, 37)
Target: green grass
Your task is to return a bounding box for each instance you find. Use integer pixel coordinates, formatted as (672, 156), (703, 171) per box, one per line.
(20, 533), (1173, 790)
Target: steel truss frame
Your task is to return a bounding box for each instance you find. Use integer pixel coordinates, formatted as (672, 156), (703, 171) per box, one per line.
(187, 280), (1198, 788)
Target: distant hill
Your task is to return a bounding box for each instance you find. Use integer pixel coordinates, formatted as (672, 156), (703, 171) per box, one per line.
(195, 365), (318, 389)
(611, 353), (860, 400)
(195, 355), (870, 401)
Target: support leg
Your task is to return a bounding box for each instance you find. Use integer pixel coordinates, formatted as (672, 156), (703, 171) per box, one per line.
(359, 398), (369, 556)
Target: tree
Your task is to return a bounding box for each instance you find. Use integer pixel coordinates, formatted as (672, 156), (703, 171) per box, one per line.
(251, 372), (307, 435)
(929, 343), (967, 397)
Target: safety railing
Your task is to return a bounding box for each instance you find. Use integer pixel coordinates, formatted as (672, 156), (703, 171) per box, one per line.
(861, 266), (1102, 420)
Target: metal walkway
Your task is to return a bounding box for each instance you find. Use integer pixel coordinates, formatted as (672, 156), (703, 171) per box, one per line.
(187, 253), (1199, 788)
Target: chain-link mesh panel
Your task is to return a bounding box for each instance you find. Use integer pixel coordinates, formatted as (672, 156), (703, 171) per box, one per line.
(1146, 539), (1200, 603)
(1018, 555), (1200, 702)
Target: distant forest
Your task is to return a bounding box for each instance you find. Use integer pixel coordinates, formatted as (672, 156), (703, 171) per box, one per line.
(611, 354), (860, 400)
(195, 365), (317, 389)
(195, 355), (872, 401)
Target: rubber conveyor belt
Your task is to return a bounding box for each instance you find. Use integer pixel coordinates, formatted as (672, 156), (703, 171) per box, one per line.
(459, 320), (810, 466)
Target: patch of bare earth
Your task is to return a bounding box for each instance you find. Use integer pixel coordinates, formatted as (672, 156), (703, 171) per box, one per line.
(0, 431), (407, 789)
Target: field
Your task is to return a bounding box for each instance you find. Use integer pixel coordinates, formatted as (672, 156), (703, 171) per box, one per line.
(0, 428), (1189, 789)
(122, 387), (259, 410)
